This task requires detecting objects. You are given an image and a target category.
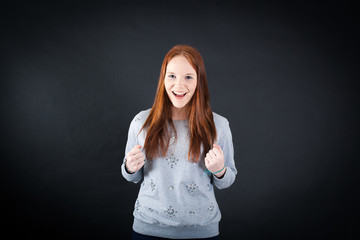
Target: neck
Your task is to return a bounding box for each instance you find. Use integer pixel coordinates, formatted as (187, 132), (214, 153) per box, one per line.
(172, 106), (188, 120)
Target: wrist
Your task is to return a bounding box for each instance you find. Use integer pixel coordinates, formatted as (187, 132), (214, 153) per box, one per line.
(206, 164), (226, 178)
(124, 159), (134, 174)
(214, 166), (226, 179)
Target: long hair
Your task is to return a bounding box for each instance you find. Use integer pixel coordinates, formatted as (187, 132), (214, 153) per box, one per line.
(140, 44), (217, 162)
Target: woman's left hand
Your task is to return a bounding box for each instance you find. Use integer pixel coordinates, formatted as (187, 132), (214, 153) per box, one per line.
(205, 144), (226, 178)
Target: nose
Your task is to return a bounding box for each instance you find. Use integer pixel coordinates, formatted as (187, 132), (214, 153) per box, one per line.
(174, 77), (186, 87)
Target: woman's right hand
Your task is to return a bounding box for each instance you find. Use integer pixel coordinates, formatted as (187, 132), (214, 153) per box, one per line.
(125, 145), (145, 173)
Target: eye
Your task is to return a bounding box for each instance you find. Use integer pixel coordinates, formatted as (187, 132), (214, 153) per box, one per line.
(168, 74), (176, 79)
(185, 76), (193, 80)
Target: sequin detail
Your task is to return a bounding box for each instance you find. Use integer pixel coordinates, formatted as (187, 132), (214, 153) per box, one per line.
(134, 117), (140, 122)
(150, 179), (156, 191)
(135, 200), (140, 214)
(166, 154), (179, 168)
(186, 181), (199, 194)
(164, 206), (177, 218)
(189, 210), (195, 215)
(170, 134), (176, 145)
(169, 185), (174, 190)
(208, 202), (215, 215)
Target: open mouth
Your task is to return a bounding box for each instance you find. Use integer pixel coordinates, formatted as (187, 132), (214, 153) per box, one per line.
(172, 91), (187, 97)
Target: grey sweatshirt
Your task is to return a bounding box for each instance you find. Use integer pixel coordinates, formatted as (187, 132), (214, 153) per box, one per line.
(121, 109), (237, 239)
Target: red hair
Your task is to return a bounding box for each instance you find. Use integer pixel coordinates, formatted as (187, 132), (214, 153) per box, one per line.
(140, 44), (217, 162)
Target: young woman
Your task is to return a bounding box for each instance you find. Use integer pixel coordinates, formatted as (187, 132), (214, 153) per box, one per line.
(121, 44), (237, 240)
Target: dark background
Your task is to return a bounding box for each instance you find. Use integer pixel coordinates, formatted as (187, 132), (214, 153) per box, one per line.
(1, 0), (358, 239)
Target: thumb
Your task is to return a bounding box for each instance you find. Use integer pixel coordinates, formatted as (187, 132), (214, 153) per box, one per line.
(213, 144), (223, 153)
(137, 145), (142, 149)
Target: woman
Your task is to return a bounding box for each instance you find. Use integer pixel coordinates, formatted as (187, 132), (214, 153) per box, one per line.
(121, 44), (237, 239)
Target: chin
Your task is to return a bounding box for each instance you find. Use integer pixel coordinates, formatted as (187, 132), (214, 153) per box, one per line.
(172, 103), (187, 109)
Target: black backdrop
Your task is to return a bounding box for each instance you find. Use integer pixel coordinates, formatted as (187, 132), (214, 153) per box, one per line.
(1, 0), (358, 239)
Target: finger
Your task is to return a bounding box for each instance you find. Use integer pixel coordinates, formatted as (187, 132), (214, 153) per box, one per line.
(206, 152), (212, 161)
(212, 147), (222, 157)
(126, 154), (138, 164)
(204, 156), (210, 166)
(135, 155), (145, 164)
(213, 144), (223, 154)
(131, 145), (142, 153)
(127, 149), (136, 159)
(133, 151), (144, 161)
(131, 144), (142, 151)
(135, 160), (145, 171)
(208, 149), (217, 159)
(129, 149), (142, 157)
(129, 156), (144, 169)
(138, 159), (145, 167)
(206, 155), (214, 165)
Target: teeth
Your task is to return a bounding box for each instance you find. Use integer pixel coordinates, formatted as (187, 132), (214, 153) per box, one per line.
(173, 91), (186, 96)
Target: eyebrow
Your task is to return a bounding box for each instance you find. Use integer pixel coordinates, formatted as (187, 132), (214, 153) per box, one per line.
(166, 72), (196, 75)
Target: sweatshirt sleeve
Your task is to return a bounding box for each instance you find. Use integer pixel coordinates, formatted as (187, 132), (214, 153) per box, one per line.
(121, 115), (144, 184)
(212, 119), (237, 189)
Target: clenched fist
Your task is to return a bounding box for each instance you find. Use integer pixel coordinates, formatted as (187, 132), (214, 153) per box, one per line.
(205, 144), (226, 178)
(125, 145), (145, 173)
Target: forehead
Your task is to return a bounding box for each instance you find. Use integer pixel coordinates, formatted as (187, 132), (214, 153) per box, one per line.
(166, 55), (196, 74)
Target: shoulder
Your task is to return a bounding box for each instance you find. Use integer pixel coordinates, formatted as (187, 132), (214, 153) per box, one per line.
(212, 112), (232, 144)
(129, 108), (151, 128)
(133, 108), (151, 121)
(212, 111), (230, 128)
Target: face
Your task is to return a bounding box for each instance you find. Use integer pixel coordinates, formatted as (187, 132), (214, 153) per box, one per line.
(164, 55), (197, 110)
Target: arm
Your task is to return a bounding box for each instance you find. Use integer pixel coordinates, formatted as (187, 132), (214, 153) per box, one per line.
(121, 116), (144, 184)
(212, 120), (237, 189)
